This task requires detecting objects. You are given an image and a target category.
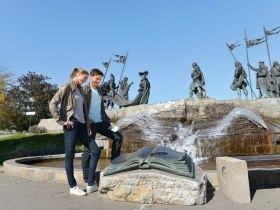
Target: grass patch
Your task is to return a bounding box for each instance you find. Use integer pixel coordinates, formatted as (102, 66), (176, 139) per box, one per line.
(0, 133), (84, 165)
(275, 119), (280, 125)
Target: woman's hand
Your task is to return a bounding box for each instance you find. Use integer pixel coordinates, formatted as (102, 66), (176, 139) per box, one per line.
(64, 121), (74, 129)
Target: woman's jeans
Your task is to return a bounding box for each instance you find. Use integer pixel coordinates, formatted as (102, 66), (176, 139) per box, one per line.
(64, 117), (100, 188)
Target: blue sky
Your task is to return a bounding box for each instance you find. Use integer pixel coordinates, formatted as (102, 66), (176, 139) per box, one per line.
(0, 0), (280, 104)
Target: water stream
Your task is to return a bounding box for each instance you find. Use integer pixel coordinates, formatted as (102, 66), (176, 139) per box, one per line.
(206, 107), (267, 138)
(116, 107), (268, 163)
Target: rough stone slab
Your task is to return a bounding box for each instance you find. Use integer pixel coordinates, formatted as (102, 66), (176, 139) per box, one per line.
(106, 98), (280, 120)
(38, 119), (63, 132)
(99, 166), (207, 206)
(216, 157), (250, 203)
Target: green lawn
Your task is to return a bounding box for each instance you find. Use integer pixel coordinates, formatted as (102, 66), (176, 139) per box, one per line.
(0, 133), (83, 165)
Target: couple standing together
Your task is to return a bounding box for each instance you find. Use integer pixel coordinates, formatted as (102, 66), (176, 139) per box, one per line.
(49, 68), (123, 196)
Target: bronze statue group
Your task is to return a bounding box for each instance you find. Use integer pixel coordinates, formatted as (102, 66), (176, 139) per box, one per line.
(230, 61), (280, 99)
(188, 60), (280, 100)
(100, 70), (150, 108)
(189, 26), (280, 100)
(100, 53), (151, 108)
(229, 26), (280, 99)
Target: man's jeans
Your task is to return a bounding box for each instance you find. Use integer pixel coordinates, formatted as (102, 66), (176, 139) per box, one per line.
(64, 117), (100, 188)
(82, 121), (123, 183)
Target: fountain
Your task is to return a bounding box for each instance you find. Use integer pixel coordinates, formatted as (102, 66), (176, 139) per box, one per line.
(3, 98), (280, 201)
(110, 99), (280, 188)
(117, 106), (278, 161)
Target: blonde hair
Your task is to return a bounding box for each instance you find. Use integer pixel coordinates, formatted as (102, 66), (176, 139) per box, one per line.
(70, 68), (88, 80)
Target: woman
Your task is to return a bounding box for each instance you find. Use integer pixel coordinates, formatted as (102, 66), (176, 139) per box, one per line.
(49, 68), (100, 196)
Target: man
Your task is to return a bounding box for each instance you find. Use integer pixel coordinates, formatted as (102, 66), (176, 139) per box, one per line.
(230, 61), (248, 99)
(82, 68), (123, 193)
(248, 61), (270, 98)
(189, 63), (206, 99)
(105, 74), (118, 108)
(271, 61), (280, 97)
(118, 77), (133, 100)
(138, 71), (150, 104)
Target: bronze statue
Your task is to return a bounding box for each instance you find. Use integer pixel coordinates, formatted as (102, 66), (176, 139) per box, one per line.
(118, 77), (133, 100)
(248, 61), (271, 98)
(98, 71), (150, 108)
(230, 61), (248, 99)
(267, 68), (277, 97)
(189, 63), (207, 99)
(117, 70), (150, 106)
(137, 71), (150, 104)
(103, 146), (195, 178)
(105, 74), (118, 108)
(270, 61), (280, 97)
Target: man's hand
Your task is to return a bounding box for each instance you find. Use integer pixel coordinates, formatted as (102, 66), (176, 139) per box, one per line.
(88, 129), (92, 137)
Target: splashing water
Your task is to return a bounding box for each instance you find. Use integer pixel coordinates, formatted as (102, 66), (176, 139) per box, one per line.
(117, 113), (205, 162)
(207, 107), (267, 138)
(115, 107), (267, 162)
(116, 112), (168, 142)
(164, 122), (206, 162)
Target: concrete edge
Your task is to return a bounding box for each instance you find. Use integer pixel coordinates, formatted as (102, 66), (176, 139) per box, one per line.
(4, 155), (280, 188)
(3, 154), (84, 184)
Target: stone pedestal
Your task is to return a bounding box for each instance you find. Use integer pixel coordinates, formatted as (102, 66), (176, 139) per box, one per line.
(216, 157), (251, 203)
(38, 119), (62, 132)
(98, 166), (207, 206)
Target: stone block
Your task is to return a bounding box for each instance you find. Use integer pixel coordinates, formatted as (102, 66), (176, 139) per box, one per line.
(99, 166), (207, 206)
(207, 171), (218, 189)
(38, 119), (63, 132)
(216, 157), (250, 203)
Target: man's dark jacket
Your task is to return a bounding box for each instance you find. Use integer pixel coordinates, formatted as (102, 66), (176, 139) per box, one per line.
(83, 83), (111, 124)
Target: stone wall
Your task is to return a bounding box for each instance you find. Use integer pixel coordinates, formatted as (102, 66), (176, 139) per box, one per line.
(106, 98), (280, 120)
(40, 98), (280, 157)
(106, 98), (280, 157)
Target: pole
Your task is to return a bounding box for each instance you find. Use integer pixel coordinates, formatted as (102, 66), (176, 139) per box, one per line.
(117, 50), (129, 91)
(29, 116), (31, 129)
(244, 29), (254, 99)
(263, 25), (272, 69)
(102, 57), (111, 84)
(245, 78), (257, 98)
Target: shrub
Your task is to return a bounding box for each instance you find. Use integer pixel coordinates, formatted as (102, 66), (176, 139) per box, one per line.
(28, 125), (47, 134)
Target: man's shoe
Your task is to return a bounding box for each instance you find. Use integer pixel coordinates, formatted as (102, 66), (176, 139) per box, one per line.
(70, 186), (87, 196)
(86, 184), (99, 193)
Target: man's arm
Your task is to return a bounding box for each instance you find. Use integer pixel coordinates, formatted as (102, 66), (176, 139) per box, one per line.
(276, 65), (280, 76)
(248, 64), (258, 72)
(192, 70), (201, 80)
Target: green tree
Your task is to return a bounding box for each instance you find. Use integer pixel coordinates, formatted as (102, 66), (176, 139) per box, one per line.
(0, 66), (13, 128)
(1, 71), (58, 131)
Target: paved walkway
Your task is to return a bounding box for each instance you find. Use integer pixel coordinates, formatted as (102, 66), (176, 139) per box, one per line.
(0, 172), (279, 210)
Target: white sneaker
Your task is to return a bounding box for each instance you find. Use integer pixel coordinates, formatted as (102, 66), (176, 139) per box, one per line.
(86, 184), (99, 194)
(70, 186), (87, 196)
